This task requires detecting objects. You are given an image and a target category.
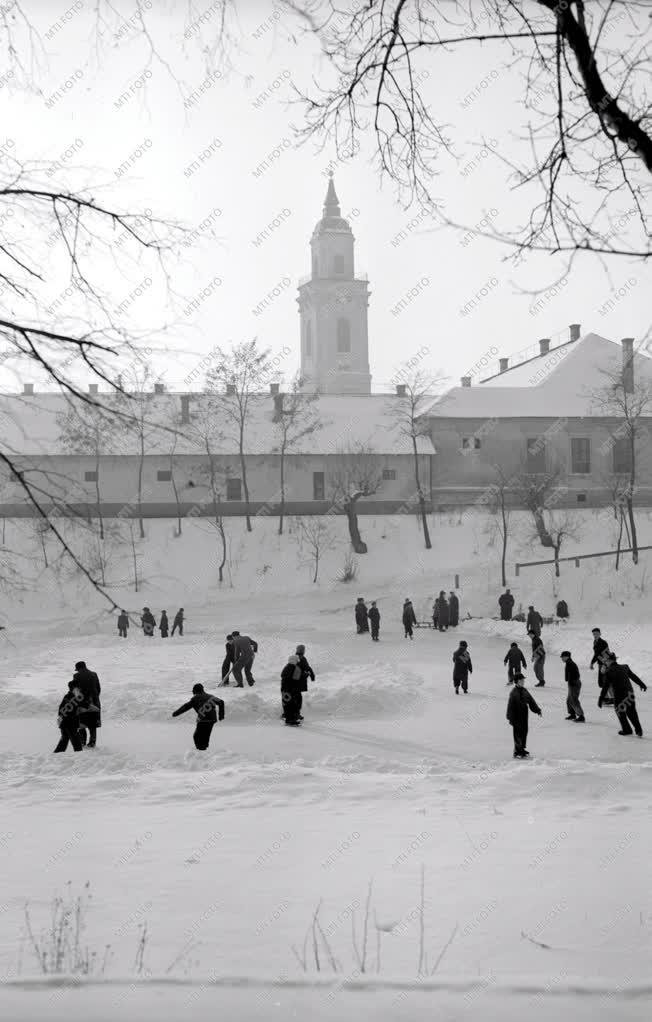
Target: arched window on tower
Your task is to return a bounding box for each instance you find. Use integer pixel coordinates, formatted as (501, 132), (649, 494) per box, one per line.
(305, 321), (312, 358)
(333, 253), (345, 275)
(336, 318), (351, 353)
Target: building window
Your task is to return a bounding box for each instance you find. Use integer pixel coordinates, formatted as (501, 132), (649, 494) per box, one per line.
(571, 437), (591, 474)
(382, 468), (397, 480)
(157, 470), (172, 482)
(84, 471), (98, 482)
(577, 493), (587, 503)
(313, 471), (325, 500)
(226, 477), (242, 501)
(336, 318), (351, 353)
(462, 437), (481, 450)
(305, 321), (312, 357)
(613, 437), (632, 475)
(333, 253), (345, 275)
(526, 437), (546, 474)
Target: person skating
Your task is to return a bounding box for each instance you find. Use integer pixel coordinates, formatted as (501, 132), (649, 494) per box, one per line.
(452, 640), (472, 694)
(281, 654), (303, 725)
(117, 610), (129, 639)
(600, 653), (647, 737)
(560, 651), (585, 722)
(526, 605), (543, 638)
(295, 644), (315, 721)
(355, 598), (369, 634)
(172, 683), (225, 749)
(54, 680), (85, 753)
(368, 601), (381, 641)
(231, 631), (258, 687)
(436, 591), (450, 631)
(556, 599), (569, 620)
(171, 608), (184, 636)
(141, 607), (156, 637)
(504, 642), (527, 685)
(506, 673), (542, 758)
(448, 592), (460, 628)
(530, 632), (546, 687)
(220, 634), (235, 685)
(499, 589), (515, 621)
(402, 598), (417, 639)
(74, 660), (101, 748)
(432, 599), (439, 630)
(159, 610), (169, 638)
(590, 627), (613, 703)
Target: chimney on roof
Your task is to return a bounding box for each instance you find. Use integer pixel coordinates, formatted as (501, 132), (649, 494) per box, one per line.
(499, 358), (509, 373)
(569, 323), (581, 342)
(89, 383), (99, 395)
(270, 382), (280, 395)
(154, 383), (165, 395)
(396, 384), (407, 396)
(180, 394), (191, 424)
(273, 392), (284, 420)
(622, 337), (635, 394)
(539, 338), (550, 355)
(23, 383), (34, 395)
(461, 376), (471, 388)
(226, 383), (236, 396)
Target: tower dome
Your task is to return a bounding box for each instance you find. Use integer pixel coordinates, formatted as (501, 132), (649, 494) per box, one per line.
(311, 172), (353, 238)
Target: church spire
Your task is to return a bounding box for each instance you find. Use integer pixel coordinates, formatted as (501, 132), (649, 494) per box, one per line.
(323, 171), (341, 218)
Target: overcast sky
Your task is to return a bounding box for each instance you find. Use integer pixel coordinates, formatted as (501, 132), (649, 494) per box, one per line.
(0, 0), (649, 394)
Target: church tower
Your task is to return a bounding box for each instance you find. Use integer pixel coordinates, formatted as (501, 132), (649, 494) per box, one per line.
(298, 174), (371, 395)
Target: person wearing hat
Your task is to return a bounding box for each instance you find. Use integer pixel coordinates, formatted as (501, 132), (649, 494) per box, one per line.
(590, 627), (612, 703)
(448, 591), (460, 628)
(171, 608), (184, 637)
(355, 598), (369, 634)
(367, 601), (381, 641)
(560, 651), (584, 722)
(600, 652), (646, 736)
(504, 642), (527, 685)
(526, 605), (543, 638)
(172, 683), (225, 749)
(452, 640), (472, 694)
(141, 607), (156, 637)
(402, 598), (417, 639)
(506, 673), (542, 759)
(280, 654), (303, 725)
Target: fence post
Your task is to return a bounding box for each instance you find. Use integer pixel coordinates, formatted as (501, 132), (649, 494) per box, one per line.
(515, 564), (520, 576)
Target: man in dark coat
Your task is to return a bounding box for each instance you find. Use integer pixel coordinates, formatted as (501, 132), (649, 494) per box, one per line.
(499, 589), (514, 621)
(54, 680), (84, 753)
(402, 599), (416, 639)
(231, 631), (258, 687)
(448, 592), (460, 628)
(530, 632), (546, 687)
(355, 598), (369, 634)
(172, 683), (224, 749)
(294, 644), (315, 721)
(506, 673), (542, 758)
(504, 642), (527, 685)
(74, 661), (101, 748)
(590, 628), (612, 702)
(526, 606), (543, 638)
(556, 599), (569, 619)
(141, 607), (156, 636)
(171, 608), (184, 636)
(600, 653), (647, 736)
(281, 654), (302, 725)
(560, 651), (584, 722)
(367, 601), (381, 641)
(436, 591), (449, 631)
(159, 611), (169, 638)
(221, 634), (235, 684)
(117, 610), (129, 639)
(452, 640), (472, 693)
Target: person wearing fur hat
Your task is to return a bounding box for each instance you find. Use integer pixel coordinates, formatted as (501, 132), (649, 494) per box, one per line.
(452, 641), (472, 693)
(281, 654), (303, 725)
(402, 598), (417, 639)
(172, 683), (224, 750)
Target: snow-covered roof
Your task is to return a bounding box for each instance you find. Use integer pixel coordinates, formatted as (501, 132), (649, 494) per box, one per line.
(428, 333), (652, 419)
(0, 392), (435, 457)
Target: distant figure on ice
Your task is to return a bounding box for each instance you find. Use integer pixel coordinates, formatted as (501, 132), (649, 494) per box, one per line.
(141, 607), (156, 637)
(526, 605), (543, 637)
(74, 661), (101, 748)
(296, 644), (315, 722)
(556, 599), (569, 620)
(117, 610), (129, 639)
(171, 608), (184, 636)
(54, 680), (84, 753)
(281, 654), (303, 725)
(590, 627), (612, 702)
(560, 651), (584, 723)
(402, 598), (416, 639)
(529, 632), (546, 687)
(435, 591), (449, 631)
(355, 598), (369, 634)
(221, 634), (235, 685)
(600, 653), (647, 737)
(172, 683), (225, 749)
(449, 591), (460, 628)
(231, 631), (258, 687)
(506, 673), (542, 759)
(504, 642), (527, 685)
(432, 599), (438, 630)
(499, 589), (514, 621)
(368, 601), (380, 641)
(452, 640), (472, 694)
(159, 610), (169, 638)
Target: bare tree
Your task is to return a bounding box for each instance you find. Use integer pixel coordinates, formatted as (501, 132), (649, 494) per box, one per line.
(189, 398), (229, 584)
(113, 364), (162, 540)
(329, 442), (383, 554)
(168, 432), (184, 538)
(58, 402), (119, 541)
(486, 465), (513, 587)
(205, 340), (273, 533)
(298, 516), (335, 583)
(271, 379), (320, 535)
(517, 466), (578, 576)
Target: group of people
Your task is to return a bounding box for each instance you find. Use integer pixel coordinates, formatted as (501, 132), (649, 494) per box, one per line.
(498, 589), (569, 624)
(116, 607), (185, 638)
(55, 661), (102, 752)
(355, 593), (463, 643)
(355, 598), (381, 640)
(219, 632), (259, 687)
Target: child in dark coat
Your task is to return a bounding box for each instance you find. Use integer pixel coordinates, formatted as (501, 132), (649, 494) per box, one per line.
(452, 641), (472, 693)
(504, 642), (527, 685)
(402, 599), (417, 639)
(506, 673), (542, 758)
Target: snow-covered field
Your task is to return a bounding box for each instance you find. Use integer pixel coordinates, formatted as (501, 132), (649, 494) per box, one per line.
(1, 512), (652, 1019)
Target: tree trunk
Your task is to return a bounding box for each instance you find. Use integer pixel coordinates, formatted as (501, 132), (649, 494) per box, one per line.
(130, 529), (139, 591)
(500, 499), (508, 587)
(313, 547), (319, 583)
(278, 445), (285, 536)
(218, 516), (227, 583)
(532, 508), (554, 548)
(94, 447), (104, 540)
(615, 510), (624, 570)
(170, 465), (182, 536)
(628, 439), (638, 563)
(411, 439), (431, 549)
(554, 541), (561, 578)
(345, 498), (367, 554)
(137, 434), (145, 539)
(239, 423), (252, 532)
